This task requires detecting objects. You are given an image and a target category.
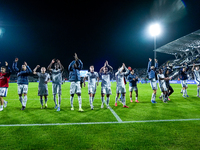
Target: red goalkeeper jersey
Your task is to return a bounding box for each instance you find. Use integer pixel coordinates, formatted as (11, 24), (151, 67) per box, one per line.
(0, 72), (10, 87)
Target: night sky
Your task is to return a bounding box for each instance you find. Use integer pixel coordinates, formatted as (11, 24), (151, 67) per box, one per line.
(0, 0), (199, 71)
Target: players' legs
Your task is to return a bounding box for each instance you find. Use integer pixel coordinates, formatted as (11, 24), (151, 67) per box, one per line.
(0, 97), (3, 111)
(106, 94), (110, 108)
(18, 94), (23, 105)
(40, 96), (43, 108)
(101, 93), (105, 108)
(70, 94), (74, 109)
(168, 85), (174, 96)
(89, 93), (92, 106)
(151, 89), (157, 103)
(21, 93), (28, 110)
(115, 93), (119, 104)
(58, 94), (61, 107)
(89, 93), (95, 109)
(135, 90), (139, 102)
(77, 93), (83, 111)
(121, 93), (126, 107)
(197, 85), (200, 97)
(53, 94), (57, 108)
(44, 95), (48, 107)
(129, 91), (133, 102)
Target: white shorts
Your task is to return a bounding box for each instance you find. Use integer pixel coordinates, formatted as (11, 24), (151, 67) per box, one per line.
(70, 81), (81, 94)
(18, 84), (28, 94)
(129, 86), (138, 92)
(0, 87), (8, 97)
(38, 86), (48, 96)
(150, 79), (157, 90)
(181, 80), (188, 88)
(195, 80), (200, 86)
(116, 86), (126, 94)
(159, 83), (168, 92)
(88, 85), (96, 94)
(101, 86), (112, 95)
(52, 84), (61, 95)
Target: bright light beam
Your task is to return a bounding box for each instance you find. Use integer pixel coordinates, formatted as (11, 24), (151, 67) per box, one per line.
(149, 23), (161, 37)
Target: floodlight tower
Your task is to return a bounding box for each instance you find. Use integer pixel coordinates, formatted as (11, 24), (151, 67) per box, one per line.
(149, 23), (161, 61)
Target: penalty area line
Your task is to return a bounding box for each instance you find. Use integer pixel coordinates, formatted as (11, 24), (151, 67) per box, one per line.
(1, 118), (200, 127)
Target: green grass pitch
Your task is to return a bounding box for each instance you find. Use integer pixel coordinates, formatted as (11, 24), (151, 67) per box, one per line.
(1, 82), (200, 150)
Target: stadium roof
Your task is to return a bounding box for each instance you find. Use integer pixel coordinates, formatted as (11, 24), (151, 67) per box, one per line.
(155, 29), (200, 57)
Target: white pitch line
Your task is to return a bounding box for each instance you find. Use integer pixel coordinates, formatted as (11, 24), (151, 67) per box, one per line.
(0, 118), (200, 127)
(108, 107), (122, 122)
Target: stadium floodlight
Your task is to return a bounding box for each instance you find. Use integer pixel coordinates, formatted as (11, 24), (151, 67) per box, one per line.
(149, 23), (161, 61)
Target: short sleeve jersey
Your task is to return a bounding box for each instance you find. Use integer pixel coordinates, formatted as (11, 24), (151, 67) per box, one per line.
(51, 69), (62, 85)
(37, 72), (50, 87)
(100, 72), (111, 87)
(194, 70), (200, 81)
(85, 72), (99, 87)
(157, 74), (165, 85)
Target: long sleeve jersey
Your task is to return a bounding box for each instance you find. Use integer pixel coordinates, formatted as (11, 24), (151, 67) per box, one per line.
(68, 59), (83, 82)
(147, 61), (158, 80)
(12, 62), (32, 85)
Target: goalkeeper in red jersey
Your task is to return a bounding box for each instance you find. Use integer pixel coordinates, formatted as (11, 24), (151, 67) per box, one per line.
(0, 61), (12, 111)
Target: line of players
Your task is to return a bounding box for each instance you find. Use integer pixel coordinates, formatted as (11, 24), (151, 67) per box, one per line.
(0, 54), (200, 111)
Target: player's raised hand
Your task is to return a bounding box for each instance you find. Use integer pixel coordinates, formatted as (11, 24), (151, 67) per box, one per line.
(51, 59), (55, 64)
(149, 58), (152, 62)
(36, 65), (40, 68)
(106, 61), (108, 65)
(104, 61), (106, 67)
(5, 61), (8, 66)
(56, 59), (60, 63)
(24, 62), (27, 66)
(74, 53), (79, 61)
(155, 59), (158, 63)
(122, 63), (125, 68)
(15, 58), (19, 62)
(193, 63), (195, 67)
(185, 62), (187, 65)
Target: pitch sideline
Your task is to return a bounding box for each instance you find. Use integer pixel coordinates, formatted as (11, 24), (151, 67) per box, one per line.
(0, 118), (200, 127)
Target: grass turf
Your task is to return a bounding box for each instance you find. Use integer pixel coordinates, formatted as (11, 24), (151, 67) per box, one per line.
(1, 82), (200, 149)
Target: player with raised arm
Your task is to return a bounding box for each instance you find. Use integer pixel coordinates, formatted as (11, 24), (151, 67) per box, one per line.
(33, 65), (50, 108)
(99, 61), (113, 108)
(163, 63), (174, 100)
(12, 58), (32, 110)
(115, 63), (129, 108)
(127, 68), (139, 103)
(192, 63), (200, 97)
(68, 53), (84, 112)
(157, 69), (171, 103)
(47, 59), (64, 111)
(178, 63), (189, 98)
(147, 58), (158, 103)
(0, 61), (12, 111)
(83, 65), (99, 110)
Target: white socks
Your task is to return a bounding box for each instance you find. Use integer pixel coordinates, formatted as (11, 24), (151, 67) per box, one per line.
(23, 95), (27, 107)
(115, 96), (118, 103)
(152, 93), (156, 101)
(78, 96), (82, 109)
(101, 97), (104, 104)
(53, 95), (57, 106)
(106, 97), (110, 106)
(70, 96), (74, 108)
(58, 95), (61, 107)
(19, 97), (23, 105)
